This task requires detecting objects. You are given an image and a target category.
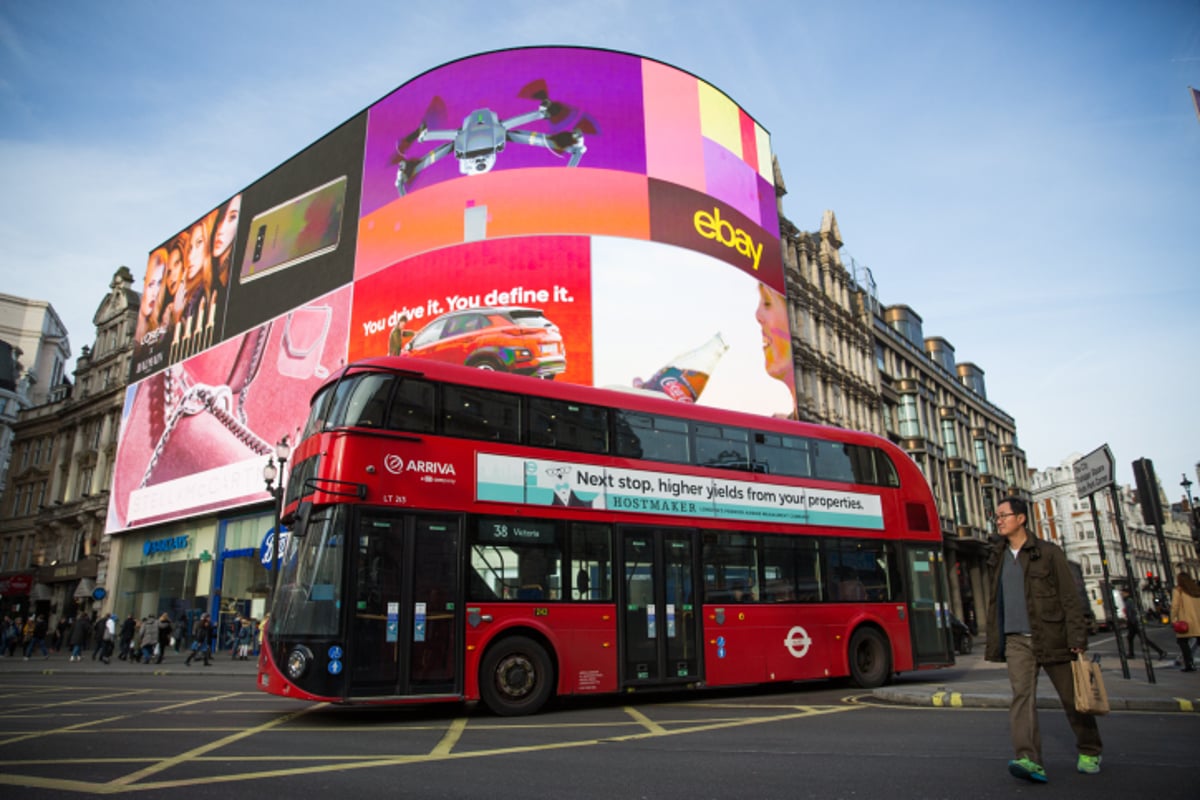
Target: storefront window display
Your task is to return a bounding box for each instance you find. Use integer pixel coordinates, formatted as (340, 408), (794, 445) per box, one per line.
(115, 520), (216, 624)
(213, 512), (274, 652)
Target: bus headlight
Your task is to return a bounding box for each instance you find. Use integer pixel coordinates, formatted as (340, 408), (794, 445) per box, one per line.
(285, 645), (313, 680)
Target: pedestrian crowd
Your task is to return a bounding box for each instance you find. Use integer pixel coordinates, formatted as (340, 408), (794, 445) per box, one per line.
(0, 611), (260, 666)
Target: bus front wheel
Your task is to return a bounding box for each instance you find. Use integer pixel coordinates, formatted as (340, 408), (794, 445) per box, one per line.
(847, 627), (892, 688)
(480, 635), (555, 716)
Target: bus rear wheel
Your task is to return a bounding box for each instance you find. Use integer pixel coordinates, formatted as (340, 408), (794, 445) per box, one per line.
(480, 636), (554, 716)
(847, 627), (892, 688)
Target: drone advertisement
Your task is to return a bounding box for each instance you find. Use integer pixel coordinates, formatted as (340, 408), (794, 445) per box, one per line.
(111, 46), (790, 533)
(350, 46), (788, 411)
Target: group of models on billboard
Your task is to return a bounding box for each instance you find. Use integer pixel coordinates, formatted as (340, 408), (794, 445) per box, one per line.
(110, 46), (793, 533)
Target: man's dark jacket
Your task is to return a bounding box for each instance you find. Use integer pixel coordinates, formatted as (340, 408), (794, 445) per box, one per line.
(984, 534), (1088, 664)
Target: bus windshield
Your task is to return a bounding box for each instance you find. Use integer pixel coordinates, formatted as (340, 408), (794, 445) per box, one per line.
(273, 506), (345, 636)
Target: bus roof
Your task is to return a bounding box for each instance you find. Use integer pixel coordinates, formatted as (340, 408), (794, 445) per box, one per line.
(322, 357), (928, 484)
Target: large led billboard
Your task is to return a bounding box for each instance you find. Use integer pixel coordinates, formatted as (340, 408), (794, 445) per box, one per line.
(108, 47), (790, 533)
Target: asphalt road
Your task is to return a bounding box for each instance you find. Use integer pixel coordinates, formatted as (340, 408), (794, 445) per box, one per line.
(0, 665), (1196, 799)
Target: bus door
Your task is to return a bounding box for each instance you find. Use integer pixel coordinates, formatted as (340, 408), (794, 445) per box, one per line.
(618, 527), (701, 687)
(348, 512), (462, 698)
(904, 546), (955, 665)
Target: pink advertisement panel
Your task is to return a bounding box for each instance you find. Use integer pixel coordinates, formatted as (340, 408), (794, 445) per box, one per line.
(107, 286), (352, 532)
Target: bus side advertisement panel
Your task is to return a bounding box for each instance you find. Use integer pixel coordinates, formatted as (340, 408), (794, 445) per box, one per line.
(477, 453), (883, 530)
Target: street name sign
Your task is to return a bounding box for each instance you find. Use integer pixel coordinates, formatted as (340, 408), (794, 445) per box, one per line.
(1073, 445), (1115, 498)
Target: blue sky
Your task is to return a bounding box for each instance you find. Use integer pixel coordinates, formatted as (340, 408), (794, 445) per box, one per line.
(1, 1), (1197, 491)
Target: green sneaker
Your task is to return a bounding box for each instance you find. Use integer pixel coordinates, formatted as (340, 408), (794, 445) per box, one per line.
(1008, 757), (1048, 783)
(1077, 754), (1102, 774)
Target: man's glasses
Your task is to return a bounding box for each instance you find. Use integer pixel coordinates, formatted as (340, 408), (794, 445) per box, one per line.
(994, 512), (1018, 522)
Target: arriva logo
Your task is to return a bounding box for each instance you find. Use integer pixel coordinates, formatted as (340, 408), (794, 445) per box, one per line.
(694, 207), (763, 271)
(383, 455), (457, 477)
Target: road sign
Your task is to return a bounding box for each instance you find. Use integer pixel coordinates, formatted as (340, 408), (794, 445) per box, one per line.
(1073, 445), (1115, 498)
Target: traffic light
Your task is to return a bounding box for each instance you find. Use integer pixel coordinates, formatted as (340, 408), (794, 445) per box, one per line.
(1133, 458), (1165, 527)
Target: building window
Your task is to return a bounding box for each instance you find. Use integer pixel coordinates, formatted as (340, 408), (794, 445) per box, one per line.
(70, 529), (85, 562)
(78, 467), (94, 497)
(881, 403), (894, 434)
(950, 472), (967, 526)
(898, 395), (920, 438)
(941, 419), (958, 457)
(974, 439), (989, 475)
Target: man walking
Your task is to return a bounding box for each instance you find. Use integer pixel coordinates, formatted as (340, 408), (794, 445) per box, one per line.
(1121, 588), (1167, 660)
(100, 614), (117, 664)
(985, 497), (1103, 783)
(23, 615), (49, 660)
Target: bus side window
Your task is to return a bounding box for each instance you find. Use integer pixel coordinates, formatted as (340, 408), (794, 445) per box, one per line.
(387, 377), (435, 433)
(846, 444), (877, 485)
(569, 522), (612, 601)
(443, 386), (521, 443)
(618, 413), (689, 464)
(753, 433), (812, 479)
(694, 424), (750, 471)
(344, 374), (393, 428)
(827, 541), (895, 602)
(529, 397), (609, 455)
(468, 517), (562, 601)
(702, 532), (758, 603)
(811, 441), (855, 483)
(874, 449), (900, 487)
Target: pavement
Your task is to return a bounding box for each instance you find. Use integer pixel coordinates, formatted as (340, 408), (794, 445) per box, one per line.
(2, 629), (1198, 714)
(873, 627), (1200, 714)
(0, 647), (262, 678)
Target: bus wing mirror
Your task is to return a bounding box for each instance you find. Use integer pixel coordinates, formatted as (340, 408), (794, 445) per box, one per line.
(290, 501), (313, 538)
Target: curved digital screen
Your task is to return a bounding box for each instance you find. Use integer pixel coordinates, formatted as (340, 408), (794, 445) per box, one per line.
(109, 47), (791, 533)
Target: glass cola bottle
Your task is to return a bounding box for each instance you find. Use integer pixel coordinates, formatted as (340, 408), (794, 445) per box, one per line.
(633, 333), (729, 403)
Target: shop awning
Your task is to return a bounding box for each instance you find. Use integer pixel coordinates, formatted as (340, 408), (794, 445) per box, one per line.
(73, 578), (96, 599)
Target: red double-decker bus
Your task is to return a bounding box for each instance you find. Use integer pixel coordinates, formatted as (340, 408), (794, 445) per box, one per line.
(258, 358), (954, 715)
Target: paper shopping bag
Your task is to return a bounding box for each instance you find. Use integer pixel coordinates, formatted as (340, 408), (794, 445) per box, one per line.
(1072, 653), (1110, 715)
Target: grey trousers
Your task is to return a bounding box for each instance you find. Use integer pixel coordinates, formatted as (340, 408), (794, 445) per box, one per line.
(1005, 634), (1102, 763)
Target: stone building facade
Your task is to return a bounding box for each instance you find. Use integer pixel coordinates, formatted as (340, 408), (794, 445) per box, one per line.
(0, 293), (72, 508)
(0, 268), (138, 624)
(775, 158), (1027, 629)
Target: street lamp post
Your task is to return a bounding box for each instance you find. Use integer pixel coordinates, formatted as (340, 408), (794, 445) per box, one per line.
(262, 436), (291, 614)
(1183, 473), (1198, 557)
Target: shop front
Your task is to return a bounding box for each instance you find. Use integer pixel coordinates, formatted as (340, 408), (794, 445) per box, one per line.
(108, 509), (278, 654)
(211, 510), (276, 652)
(0, 572), (35, 619)
(113, 520), (217, 628)
(34, 556), (101, 624)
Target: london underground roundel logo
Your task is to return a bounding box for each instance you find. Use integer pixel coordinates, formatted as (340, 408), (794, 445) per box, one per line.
(784, 625), (812, 658)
